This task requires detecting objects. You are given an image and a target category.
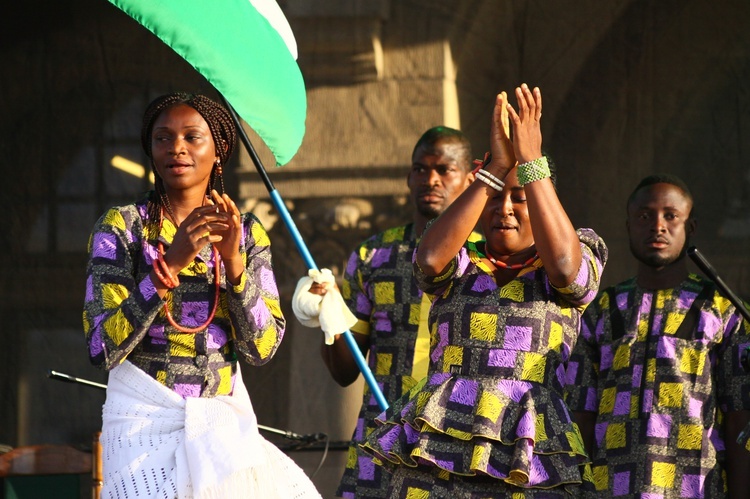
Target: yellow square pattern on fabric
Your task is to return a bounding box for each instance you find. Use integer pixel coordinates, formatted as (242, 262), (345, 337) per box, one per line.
(102, 283), (129, 309)
(646, 358), (656, 382)
(169, 333), (195, 357)
(401, 376), (419, 394)
(470, 445), (486, 469)
(637, 316), (649, 341)
(374, 282), (395, 305)
(630, 395), (640, 418)
(469, 312), (497, 341)
(161, 218), (177, 241)
(408, 303), (421, 325)
(680, 348), (705, 375)
(254, 327), (278, 359)
(592, 465), (609, 491)
(341, 279), (352, 300)
(499, 280), (525, 302)
(215, 298), (229, 320)
(613, 344), (631, 370)
(600, 387), (616, 413)
(443, 345), (464, 369)
(232, 270), (247, 294)
(376, 352), (393, 375)
(82, 312), (90, 334)
(156, 370), (167, 384)
(535, 413), (548, 442)
(415, 391), (432, 413)
(103, 209), (127, 231)
(412, 295), (431, 381)
(605, 422), (626, 448)
(345, 446), (357, 468)
(103, 310), (134, 345)
(664, 312), (682, 335)
(477, 392), (503, 422)
(405, 487), (429, 499)
(217, 364), (232, 393)
(717, 295), (732, 315)
(186, 261), (208, 277)
(521, 352), (546, 383)
(655, 289), (671, 309)
(548, 321), (563, 351)
(250, 222), (270, 246)
(651, 462), (676, 488)
(382, 226), (405, 244)
(658, 382), (683, 407)
(677, 424), (703, 450)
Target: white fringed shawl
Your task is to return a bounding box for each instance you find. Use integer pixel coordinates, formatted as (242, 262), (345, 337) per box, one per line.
(100, 361), (322, 499)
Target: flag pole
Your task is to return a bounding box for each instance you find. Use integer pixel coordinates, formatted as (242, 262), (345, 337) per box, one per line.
(223, 98), (389, 412)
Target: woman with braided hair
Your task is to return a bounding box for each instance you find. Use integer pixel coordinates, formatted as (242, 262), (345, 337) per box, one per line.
(84, 93), (321, 498)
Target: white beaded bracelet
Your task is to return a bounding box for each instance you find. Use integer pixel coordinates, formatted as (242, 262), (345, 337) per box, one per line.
(476, 169), (504, 191)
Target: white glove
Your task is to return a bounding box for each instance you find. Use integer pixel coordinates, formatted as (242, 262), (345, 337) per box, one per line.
(291, 268), (357, 345)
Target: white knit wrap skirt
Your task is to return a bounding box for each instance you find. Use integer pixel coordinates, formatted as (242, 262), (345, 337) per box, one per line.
(100, 360), (322, 499)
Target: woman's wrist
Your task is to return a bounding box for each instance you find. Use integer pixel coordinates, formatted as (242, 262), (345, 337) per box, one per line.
(223, 255), (245, 285)
(517, 156), (550, 186)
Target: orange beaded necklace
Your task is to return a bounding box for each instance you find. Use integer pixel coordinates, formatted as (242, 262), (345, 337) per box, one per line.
(484, 244), (539, 270)
(156, 207), (221, 334)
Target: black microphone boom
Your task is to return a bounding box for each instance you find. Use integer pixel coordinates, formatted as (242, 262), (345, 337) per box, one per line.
(687, 246), (750, 323)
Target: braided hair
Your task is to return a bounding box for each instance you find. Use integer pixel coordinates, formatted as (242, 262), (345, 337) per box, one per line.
(141, 93), (238, 224)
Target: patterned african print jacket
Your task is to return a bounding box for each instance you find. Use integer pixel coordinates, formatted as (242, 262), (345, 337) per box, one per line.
(336, 223), (480, 498)
(566, 274), (750, 498)
(360, 228), (607, 495)
(83, 195), (285, 399)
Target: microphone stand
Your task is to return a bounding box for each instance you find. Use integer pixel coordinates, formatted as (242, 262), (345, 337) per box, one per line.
(687, 246), (750, 322)
(688, 246), (750, 369)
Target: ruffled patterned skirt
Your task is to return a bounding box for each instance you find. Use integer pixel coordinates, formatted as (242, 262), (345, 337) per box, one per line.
(360, 372), (595, 497)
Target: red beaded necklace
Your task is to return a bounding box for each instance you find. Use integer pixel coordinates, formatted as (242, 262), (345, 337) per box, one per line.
(158, 208), (221, 334)
(485, 245), (539, 270)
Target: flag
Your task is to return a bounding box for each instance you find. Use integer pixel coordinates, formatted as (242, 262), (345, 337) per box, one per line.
(107, 0), (306, 166)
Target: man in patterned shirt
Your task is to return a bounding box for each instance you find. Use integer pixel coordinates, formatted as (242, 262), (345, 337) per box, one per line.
(320, 126), (477, 499)
(566, 174), (750, 497)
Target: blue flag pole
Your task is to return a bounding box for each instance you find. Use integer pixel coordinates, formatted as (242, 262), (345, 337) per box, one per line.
(223, 98), (389, 412)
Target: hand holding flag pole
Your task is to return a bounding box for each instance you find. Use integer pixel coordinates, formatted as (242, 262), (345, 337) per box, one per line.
(224, 99), (389, 412)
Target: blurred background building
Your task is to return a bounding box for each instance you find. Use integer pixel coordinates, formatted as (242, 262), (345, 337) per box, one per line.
(2, 0), (750, 496)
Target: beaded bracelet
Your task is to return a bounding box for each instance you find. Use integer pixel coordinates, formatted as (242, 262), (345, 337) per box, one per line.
(477, 168), (505, 187)
(517, 156), (551, 186)
(153, 252), (180, 289)
(475, 169), (505, 191)
(152, 259), (178, 289)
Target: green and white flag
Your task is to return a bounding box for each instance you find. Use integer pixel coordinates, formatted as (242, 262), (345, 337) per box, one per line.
(107, 0), (306, 166)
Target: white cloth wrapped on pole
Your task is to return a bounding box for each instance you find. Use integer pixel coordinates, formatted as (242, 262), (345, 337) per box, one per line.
(291, 268), (357, 345)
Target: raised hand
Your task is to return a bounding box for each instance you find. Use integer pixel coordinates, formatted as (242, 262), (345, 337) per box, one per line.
(207, 189), (245, 284)
(163, 202), (230, 274)
(507, 84), (543, 164)
(486, 91), (516, 179)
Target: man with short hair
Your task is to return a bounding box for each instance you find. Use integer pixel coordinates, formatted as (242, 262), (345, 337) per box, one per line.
(566, 174), (750, 497)
(321, 126), (477, 499)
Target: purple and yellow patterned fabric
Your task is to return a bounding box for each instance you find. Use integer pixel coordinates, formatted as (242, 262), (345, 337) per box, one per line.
(565, 274), (750, 498)
(336, 223), (480, 498)
(83, 194), (285, 398)
(361, 228), (607, 496)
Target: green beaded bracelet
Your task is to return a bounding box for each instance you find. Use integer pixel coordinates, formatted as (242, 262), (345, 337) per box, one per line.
(517, 156), (551, 186)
